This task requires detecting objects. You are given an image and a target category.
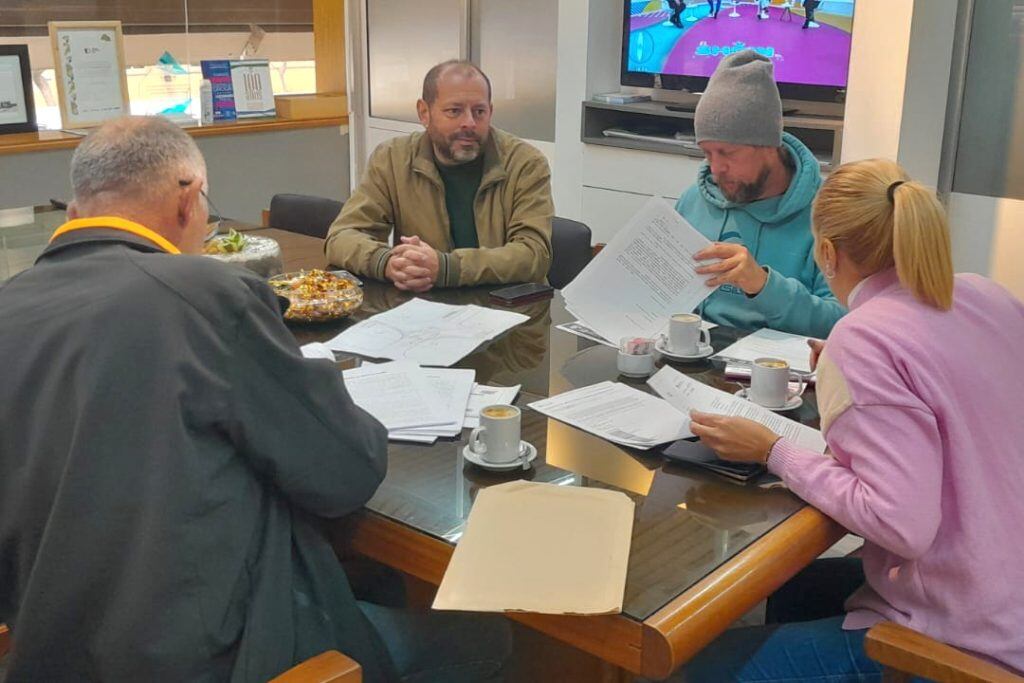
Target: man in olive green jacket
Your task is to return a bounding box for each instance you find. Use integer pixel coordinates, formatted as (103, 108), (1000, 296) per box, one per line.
(325, 60), (553, 290)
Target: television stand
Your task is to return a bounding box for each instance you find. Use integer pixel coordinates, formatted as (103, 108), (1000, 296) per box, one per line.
(669, 103), (803, 116)
(582, 99), (842, 170)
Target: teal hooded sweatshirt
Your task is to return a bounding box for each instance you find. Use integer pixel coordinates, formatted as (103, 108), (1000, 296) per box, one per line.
(674, 132), (845, 338)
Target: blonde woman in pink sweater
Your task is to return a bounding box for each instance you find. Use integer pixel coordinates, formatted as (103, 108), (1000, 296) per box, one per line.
(681, 158), (1024, 681)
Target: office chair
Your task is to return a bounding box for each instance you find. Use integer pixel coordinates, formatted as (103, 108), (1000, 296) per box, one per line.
(268, 193), (345, 239)
(548, 216), (593, 289)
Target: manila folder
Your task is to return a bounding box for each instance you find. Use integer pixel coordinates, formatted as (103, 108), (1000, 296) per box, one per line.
(432, 480), (634, 615)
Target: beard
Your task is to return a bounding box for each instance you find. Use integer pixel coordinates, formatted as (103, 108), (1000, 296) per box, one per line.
(428, 126), (483, 163)
(717, 164), (772, 204)
(430, 128), (484, 164)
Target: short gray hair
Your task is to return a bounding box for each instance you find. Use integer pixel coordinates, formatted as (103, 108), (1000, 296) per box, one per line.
(70, 116), (205, 203)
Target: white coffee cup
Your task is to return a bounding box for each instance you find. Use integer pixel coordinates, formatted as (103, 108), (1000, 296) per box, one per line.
(469, 404), (522, 464)
(668, 313), (711, 355)
(749, 357), (806, 409)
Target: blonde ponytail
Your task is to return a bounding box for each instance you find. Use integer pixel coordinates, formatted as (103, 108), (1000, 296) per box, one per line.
(891, 181), (954, 310)
(813, 159), (954, 311)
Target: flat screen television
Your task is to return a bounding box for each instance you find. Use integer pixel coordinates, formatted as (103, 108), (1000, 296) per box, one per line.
(622, 0), (856, 102)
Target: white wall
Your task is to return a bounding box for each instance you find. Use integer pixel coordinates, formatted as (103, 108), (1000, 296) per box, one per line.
(827, 0), (1024, 300)
(948, 194), (1024, 300)
(841, 0), (957, 187)
(841, 0), (915, 164)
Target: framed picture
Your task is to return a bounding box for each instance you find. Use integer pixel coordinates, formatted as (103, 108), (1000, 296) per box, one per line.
(0, 45), (37, 134)
(48, 21), (130, 129)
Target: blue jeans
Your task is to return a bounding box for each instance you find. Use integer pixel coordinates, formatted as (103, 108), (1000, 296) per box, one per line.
(673, 558), (884, 682)
(679, 616), (881, 682)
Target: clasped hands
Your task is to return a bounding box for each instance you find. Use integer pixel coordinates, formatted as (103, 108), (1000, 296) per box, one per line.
(385, 236), (439, 292)
(690, 339), (826, 463)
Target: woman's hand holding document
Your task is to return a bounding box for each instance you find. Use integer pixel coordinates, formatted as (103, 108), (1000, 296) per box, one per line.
(562, 197), (720, 343)
(647, 366), (825, 453)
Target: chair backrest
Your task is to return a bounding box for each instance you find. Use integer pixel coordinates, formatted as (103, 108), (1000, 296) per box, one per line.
(548, 216), (593, 290)
(268, 194), (345, 240)
(269, 651), (362, 683)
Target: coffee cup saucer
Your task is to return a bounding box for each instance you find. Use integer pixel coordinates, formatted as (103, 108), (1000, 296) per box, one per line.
(462, 441), (538, 471)
(655, 337), (714, 361)
(734, 388), (802, 412)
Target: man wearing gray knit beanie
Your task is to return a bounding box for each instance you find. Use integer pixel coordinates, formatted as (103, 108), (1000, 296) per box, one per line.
(675, 49), (844, 338)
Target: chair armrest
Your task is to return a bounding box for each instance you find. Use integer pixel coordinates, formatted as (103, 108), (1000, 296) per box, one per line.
(0, 623), (10, 659)
(268, 651), (361, 683)
(865, 622), (1024, 683)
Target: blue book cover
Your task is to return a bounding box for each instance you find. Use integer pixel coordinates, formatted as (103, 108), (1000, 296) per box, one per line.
(200, 60), (236, 121)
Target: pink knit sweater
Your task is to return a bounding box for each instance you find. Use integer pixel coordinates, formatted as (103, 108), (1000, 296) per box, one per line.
(768, 268), (1024, 673)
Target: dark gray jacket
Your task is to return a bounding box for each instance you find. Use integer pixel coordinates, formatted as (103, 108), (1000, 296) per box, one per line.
(0, 227), (396, 682)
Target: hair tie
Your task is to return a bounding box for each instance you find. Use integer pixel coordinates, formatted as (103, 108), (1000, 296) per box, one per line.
(887, 180), (905, 203)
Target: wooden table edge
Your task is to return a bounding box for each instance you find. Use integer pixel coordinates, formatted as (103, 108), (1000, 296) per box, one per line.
(639, 505), (846, 678)
(332, 511), (645, 674)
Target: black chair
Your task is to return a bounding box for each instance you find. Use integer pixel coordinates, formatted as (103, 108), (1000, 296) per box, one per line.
(548, 216), (593, 289)
(268, 193), (345, 239)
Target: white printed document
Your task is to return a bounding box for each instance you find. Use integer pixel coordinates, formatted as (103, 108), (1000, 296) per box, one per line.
(342, 361), (450, 431)
(464, 383), (521, 429)
(326, 298), (528, 367)
(389, 367), (476, 442)
(561, 197), (717, 343)
(713, 328), (817, 374)
(647, 366), (825, 452)
(528, 381), (691, 449)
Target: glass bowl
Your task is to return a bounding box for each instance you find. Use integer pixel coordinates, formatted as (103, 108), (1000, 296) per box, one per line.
(268, 269), (363, 323)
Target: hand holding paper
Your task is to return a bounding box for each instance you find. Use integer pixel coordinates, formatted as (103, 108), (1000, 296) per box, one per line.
(561, 197), (720, 343)
(688, 410), (780, 463)
(694, 242), (769, 295)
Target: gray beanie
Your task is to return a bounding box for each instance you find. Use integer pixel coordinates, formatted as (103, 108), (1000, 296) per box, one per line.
(694, 50), (783, 147)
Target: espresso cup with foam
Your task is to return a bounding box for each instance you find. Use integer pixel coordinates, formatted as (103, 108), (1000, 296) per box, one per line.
(668, 313), (711, 355)
(749, 357), (806, 409)
(469, 404), (522, 464)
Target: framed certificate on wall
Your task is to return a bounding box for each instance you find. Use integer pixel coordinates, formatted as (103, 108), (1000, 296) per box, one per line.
(0, 45), (37, 134)
(48, 21), (130, 129)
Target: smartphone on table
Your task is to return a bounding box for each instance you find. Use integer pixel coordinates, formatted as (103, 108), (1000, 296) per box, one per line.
(488, 282), (555, 307)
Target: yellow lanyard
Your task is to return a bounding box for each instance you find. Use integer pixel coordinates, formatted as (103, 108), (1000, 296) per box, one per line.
(50, 217), (181, 255)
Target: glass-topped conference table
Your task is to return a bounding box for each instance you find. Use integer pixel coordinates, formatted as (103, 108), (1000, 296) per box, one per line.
(265, 228), (845, 679)
(3, 212), (845, 679)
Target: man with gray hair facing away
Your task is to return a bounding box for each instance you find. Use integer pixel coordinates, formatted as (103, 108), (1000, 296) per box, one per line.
(677, 50), (844, 338)
(0, 116), (510, 682)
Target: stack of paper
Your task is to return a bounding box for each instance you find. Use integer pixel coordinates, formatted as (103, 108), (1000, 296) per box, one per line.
(433, 481), (634, 615)
(647, 366), (826, 453)
(342, 362), (475, 444)
(560, 197), (718, 344)
(326, 298), (528, 367)
(528, 381), (691, 449)
(464, 384), (521, 429)
(713, 328), (818, 374)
